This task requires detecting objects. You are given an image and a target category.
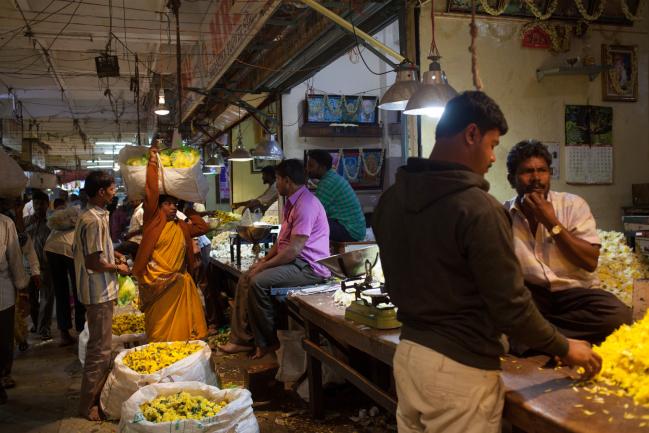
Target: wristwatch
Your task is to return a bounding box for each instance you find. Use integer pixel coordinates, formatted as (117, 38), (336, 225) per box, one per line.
(550, 224), (562, 236)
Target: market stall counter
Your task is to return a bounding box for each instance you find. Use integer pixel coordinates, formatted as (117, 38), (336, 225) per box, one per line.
(286, 292), (649, 433)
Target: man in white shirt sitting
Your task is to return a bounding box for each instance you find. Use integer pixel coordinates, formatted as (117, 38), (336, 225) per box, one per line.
(505, 140), (632, 345)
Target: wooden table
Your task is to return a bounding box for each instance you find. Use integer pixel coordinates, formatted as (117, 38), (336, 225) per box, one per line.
(287, 292), (649, 433)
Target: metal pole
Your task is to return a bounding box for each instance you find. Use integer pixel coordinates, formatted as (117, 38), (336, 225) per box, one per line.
(298, 0), (408, 65)
(168, 0), (182, 128)
(135, 54), (141, 146)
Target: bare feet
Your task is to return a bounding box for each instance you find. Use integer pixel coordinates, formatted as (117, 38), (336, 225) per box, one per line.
(86, 405), (102, 421)
(217, 341), (254, 354)
(251, 343), (280, 360)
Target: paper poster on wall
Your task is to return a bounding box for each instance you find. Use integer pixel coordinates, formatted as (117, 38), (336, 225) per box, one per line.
(564, 105), (613, 185)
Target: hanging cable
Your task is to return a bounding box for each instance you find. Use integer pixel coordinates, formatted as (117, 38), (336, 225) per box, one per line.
(348, 0), (396, 76)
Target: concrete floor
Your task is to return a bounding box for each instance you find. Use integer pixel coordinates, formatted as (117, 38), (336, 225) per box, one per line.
(1, 332), (396, 433)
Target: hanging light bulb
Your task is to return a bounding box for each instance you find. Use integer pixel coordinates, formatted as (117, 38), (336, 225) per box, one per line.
(229, 125), (252, 162)
(154, 89), (170, 116)
(379, 64), (422, 111)
(403, 0), (457, 118)
(252, 133), (283, 160)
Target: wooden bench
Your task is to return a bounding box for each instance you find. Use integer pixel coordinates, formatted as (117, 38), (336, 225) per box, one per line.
(287, 292), (649, 433)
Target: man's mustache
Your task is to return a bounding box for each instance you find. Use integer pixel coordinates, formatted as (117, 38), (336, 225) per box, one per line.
(525, 182), (546, 192)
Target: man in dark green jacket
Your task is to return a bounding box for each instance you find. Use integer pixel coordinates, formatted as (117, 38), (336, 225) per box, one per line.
(372, 91), (601, 433)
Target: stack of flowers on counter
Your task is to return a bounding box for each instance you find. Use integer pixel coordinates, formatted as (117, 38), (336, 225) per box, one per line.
(596, 230), (649, 305)
(593, 312), (649, 406)
(139, 391), (229, 423)
(123, 342), (203, 374)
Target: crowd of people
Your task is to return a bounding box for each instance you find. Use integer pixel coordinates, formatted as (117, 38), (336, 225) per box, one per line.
(0, 91), (635, 432)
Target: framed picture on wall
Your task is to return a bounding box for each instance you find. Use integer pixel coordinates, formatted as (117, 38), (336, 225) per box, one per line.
(602, 44), (638, 102)
(251, 158), (278, 173)
(304, 148), (385, 190)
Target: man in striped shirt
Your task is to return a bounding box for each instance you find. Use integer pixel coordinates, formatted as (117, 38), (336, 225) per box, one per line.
(505, 140), (631, 346)
(73, 171), (130, 420)
(307, 150), (366, 242)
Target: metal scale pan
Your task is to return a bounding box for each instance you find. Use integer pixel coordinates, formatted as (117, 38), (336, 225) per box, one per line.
(317, 246), (400, 329)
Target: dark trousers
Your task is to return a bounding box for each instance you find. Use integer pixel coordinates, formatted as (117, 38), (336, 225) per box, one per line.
(328, 218), (357, 243)
(79, 300), (113, 417)
(527, 284), (633, 344)
(47, 252), (86, 332)
(0, 306), (15, 379)
(28, 269), (53, 335)
(231, 259), (324, 348)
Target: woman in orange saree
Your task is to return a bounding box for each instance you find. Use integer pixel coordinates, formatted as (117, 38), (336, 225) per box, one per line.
(131, 144), (209, 342)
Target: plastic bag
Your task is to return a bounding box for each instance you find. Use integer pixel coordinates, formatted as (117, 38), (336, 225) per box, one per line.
(118, 382), (259, 433)
(47, 206), (79, 231)
(118, 275), (138, 306)
(0, 150), (28, 199)
(119, 146), (208, 203)
(100, 340), (218, 420)
(275, 330), (307, 383)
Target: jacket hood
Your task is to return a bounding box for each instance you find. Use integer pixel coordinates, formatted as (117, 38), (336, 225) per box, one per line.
(395, 158), (490, 213)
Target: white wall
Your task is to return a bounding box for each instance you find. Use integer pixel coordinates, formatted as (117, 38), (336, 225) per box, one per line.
(419, 6), (649, 230)
(280, 21), (401, 211)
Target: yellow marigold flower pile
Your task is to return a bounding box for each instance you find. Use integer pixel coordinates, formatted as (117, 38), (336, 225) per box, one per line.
(140, 392), (228, 423)
(596, 230), (649, 306)
(112, 313), (145, 336)
(123, 342), (202, 374)
(593, 312), (649, 406)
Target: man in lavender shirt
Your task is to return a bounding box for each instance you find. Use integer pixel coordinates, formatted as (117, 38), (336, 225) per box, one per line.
(219, 159), (331, 359)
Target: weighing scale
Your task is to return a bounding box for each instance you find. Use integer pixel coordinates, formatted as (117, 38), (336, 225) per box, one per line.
(318, 246), (401, 330)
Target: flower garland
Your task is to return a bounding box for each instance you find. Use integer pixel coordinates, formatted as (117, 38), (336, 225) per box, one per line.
(343, 95), (362, 115)
(522, 0), (559, 20)
(519, 21), (569, 52)
(324, 95), (343, 117)
(574, 0), (606, 21)
(621, 0), (646, 21)
(339, 149), (361, 180)
(360, 149), (384, 177)
(477, 0), (510, 16)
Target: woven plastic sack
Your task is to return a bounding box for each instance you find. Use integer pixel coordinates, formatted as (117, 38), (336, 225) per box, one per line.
(119, 146), (208, 203)
(118, 382), (258, 433)
(0, 150), (28, 199)
(100, 341), (218, 420)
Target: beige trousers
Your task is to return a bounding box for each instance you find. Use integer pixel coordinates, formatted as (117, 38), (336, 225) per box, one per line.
(393, 340), (504, 433)
(78, 300), (114, 418)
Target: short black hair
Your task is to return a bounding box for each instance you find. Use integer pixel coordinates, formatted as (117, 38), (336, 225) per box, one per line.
(70, 193), (79, 201)
(435, 91), (508, 140)
(261, 166), (276, 177)
(275, 159), (306, 186)
(53, 198), (66, 208)
(84, 171), (114, 198)
(158, 194), (178, 207)
(506, 139), (552, 177)
(31, 189), (49, 202)
(308, 149), (333, 170)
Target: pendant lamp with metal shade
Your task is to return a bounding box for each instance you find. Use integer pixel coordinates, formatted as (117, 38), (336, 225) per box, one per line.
(229, 125), (252, 162)
(378, 64), (422, 111)
(252, 133), (283, 160)
(204, 151), (225, 168)
(404, 0), (457, 117)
